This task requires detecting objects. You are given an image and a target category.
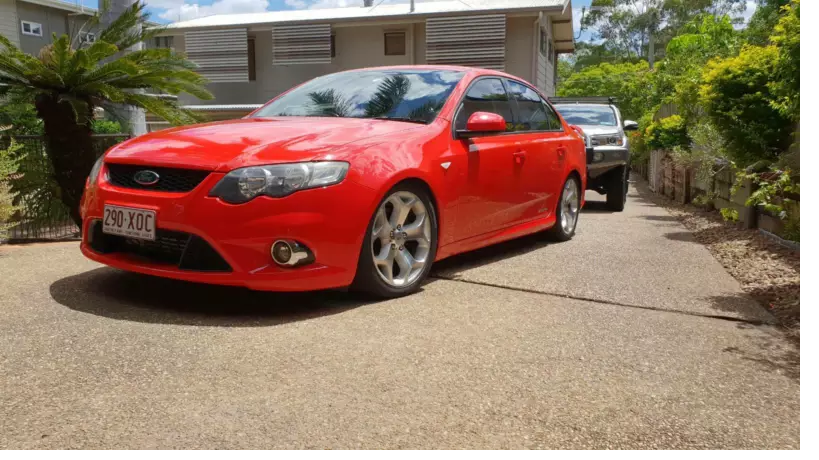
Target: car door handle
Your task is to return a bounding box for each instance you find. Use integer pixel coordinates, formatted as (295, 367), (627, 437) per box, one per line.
(513, 150), (526, 164)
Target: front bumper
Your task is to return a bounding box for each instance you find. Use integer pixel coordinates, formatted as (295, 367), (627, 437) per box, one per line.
(586, 146), (629, 178)
(80, 169), (376, 292)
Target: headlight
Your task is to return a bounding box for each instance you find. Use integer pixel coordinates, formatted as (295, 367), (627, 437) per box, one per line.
(590, 135), (624, 147)
(209, 161), (349, 204)
(87, 156), (105, 187)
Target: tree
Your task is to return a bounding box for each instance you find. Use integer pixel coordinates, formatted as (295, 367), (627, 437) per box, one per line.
(0, 2), (212, 226)
(768, 0), (799, 122)
(743, 0), (790, 45)
(557, 61), (659, 120)
(581, 0), (746, 68)
(656, 14), (740, 123)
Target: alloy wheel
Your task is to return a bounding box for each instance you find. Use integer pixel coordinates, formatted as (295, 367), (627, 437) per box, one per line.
(561, 178), (580, 234)
(371, 191), (432, 287)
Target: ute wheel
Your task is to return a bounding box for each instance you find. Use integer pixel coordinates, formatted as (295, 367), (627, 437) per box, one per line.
(352, 183), (438, 299)
(606, 165), (627, 212)
(546, 175), (581, 242)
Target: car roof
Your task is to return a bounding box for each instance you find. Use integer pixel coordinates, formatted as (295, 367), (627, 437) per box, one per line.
(553, 103), (615, 108)
(333, 65), (531, 83)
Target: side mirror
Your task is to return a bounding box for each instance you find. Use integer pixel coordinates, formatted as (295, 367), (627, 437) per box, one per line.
(457, 112), (507, 138)
(623, 120), (638, 131)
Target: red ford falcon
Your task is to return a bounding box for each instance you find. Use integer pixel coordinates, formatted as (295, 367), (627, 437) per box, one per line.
(80, 66), (586, 298)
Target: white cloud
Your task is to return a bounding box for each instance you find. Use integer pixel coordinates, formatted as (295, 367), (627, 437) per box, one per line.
(284, 0), (308, 8)
(152, 0), (269, 22)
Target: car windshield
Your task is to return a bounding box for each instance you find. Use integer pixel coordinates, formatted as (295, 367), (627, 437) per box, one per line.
(251, 69), (465, 124)
(554, 105), (618, 127)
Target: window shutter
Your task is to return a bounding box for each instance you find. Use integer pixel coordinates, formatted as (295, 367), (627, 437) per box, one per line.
(425, 15), (506, 71)
(185, 29), (249, 83)
(272, 24), (331, 65)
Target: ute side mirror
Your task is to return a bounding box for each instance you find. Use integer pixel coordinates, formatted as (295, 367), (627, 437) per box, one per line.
(456, 112), (507, 138)
(623, 120), (638, 131)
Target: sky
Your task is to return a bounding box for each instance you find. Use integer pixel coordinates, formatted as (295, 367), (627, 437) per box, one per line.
(70, 0), (757, 39)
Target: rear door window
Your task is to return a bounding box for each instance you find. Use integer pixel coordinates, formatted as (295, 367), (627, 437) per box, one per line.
(506, 80), (562, 132)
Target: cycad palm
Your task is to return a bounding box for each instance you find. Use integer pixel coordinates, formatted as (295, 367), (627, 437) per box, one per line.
(0, 2), (213, 226)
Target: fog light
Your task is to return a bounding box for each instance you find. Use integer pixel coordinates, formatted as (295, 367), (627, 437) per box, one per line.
(593, 151), (604, 162)
(271, 240), (314, 267)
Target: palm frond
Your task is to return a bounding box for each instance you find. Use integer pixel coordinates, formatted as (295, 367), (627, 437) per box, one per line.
(122, 93), (201, 126)
(364, 74), (410, 118)
(308, 89), (354, 117)
(98, 2), (164, 52)
(406, 100), (445, 123)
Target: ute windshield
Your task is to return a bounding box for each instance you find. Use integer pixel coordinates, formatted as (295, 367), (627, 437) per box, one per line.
(554, 105), (618, 127)
(251, 69), (465, 124)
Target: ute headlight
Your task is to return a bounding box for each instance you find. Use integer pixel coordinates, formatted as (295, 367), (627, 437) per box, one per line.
(87, 155), (105, 187)
(209, 161), (349, 204)
(590, 135), (624, 147)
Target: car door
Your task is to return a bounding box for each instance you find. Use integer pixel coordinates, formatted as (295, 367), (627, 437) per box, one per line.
(505, 79), (572, 223)
(449, 77), (525, 241)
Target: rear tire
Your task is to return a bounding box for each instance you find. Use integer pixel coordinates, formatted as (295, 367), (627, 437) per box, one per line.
(606, 165), (627, 212)
(351, 182), (438, 299)
(545, 175), (581, 242)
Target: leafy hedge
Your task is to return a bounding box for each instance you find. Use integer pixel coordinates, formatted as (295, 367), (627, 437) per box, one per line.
(644, 115), (690, 151)
(699, 45), (791, 166)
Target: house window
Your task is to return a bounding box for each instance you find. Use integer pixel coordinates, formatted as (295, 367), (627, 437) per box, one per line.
(539, 28), (548, 55)
(80, 32), (96, 44)
(384, 31), (406, 56)
(247, 38), (256, 81)
(21, 21), (43, 37)
(548, 40), (554, 63)
(330, 34), (336, 58)
(153, 36), (173, 49)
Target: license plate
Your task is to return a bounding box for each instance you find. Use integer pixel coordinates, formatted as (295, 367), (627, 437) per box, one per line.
(103, 205), (156, 241)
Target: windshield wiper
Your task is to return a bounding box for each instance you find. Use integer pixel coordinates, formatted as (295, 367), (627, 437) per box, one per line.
(371, 116), (428, 124)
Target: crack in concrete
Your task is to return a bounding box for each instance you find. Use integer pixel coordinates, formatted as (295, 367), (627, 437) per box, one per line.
(429, 275), (771, 326)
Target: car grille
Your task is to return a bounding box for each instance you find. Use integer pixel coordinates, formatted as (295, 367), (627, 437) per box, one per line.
(88, 220), (232, 272)
(106, 163), (211, 193)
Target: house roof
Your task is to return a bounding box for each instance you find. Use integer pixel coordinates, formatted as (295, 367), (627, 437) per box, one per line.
(165, 0), (570, 30)
(19, 0), (96, 15)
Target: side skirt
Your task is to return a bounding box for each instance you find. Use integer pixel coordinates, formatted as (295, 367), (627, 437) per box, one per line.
(434, 214), (557, 262)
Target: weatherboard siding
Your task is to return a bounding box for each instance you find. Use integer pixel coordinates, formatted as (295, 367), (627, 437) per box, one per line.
(0, 0), (19, 47)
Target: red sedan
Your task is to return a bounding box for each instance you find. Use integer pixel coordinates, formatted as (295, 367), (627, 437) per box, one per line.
(80, 66), (586, 298)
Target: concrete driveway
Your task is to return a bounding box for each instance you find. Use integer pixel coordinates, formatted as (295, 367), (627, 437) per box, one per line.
(0, 185), (799, 449)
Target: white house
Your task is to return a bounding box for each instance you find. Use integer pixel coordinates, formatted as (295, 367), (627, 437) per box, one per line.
(151, 0), (575, 128)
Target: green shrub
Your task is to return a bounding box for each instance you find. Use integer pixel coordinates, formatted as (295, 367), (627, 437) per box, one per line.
(644, 115), (690, 151)
(700, 45), (792, 166)
(1, 137), (24, 239)
(720, 208), (739, 222)
(769, 0), (799, 122)
(91, 119), (123, 134)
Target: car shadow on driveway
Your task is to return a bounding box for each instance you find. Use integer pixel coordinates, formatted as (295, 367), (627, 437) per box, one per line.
(49, 267), (380, 327)
(580, 200), (617, 214)
(432, 232), (549, 278)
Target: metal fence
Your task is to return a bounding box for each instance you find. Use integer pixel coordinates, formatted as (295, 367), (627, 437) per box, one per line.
(1, 134), (129, 242)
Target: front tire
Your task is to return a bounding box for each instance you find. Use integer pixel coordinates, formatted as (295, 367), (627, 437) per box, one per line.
(606, 165), (628, 212)
(351, 183), (438, 299)
(545, 175), (581, 242)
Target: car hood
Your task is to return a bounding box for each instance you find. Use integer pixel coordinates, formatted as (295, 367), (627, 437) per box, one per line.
(574, 125), (622, 137)
(105, 117), (423, 171)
